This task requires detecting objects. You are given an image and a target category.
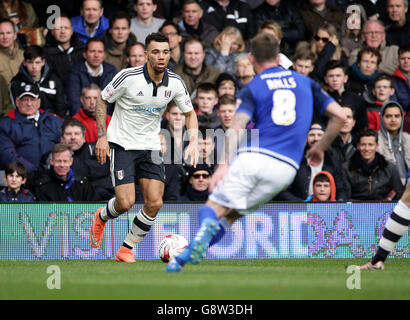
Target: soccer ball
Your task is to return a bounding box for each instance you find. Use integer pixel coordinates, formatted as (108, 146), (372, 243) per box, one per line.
(158, 234), (188, 263)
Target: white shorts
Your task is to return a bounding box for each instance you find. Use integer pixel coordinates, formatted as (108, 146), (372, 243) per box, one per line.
(209, 152), (297, 214)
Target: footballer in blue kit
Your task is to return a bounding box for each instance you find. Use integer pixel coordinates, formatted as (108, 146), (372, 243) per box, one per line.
(166, 33), (347, 273)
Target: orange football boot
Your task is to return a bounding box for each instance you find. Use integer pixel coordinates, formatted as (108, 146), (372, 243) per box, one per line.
(115, 246), (136, 263)
(89, 207), (107, 248)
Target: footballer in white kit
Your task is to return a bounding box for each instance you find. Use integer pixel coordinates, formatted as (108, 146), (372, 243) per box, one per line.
(89, 33), (199, 263)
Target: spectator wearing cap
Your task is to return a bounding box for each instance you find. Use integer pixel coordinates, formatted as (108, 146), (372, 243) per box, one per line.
(0, 84), (62, 175)
(178, 163), (212, 202)
(377, 100), (410, 184)
(275, 122), (348, 201)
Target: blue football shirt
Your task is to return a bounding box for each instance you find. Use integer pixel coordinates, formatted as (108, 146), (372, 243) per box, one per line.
(236, 66), (334, 170)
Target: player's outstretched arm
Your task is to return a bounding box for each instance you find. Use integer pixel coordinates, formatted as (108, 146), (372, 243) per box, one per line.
(95, 96), (110, 165)
(183, 109), (199, 168)
(306, 101), (346, 166)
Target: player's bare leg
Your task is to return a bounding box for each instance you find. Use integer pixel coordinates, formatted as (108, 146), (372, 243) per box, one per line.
(117, 179), (164, 262)
(360, 184), (410, 270)
(89, 183), (133, 249)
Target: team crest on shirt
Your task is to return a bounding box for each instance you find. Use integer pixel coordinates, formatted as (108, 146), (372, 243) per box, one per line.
(117, 170), (124, 180)
(164, 90), (171, 98)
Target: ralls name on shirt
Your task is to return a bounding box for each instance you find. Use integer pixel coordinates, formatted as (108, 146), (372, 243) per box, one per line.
(266, 77), (296, 90)
(261, 71), (292, 79)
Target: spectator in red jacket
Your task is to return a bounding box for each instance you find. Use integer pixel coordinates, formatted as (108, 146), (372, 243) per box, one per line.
(73, 83), (111, 143)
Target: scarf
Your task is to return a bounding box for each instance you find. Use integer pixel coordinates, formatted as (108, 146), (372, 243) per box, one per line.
(51, 167), (75, 202)
(185, 184), (209, 201)
(351, 62), (379, 85)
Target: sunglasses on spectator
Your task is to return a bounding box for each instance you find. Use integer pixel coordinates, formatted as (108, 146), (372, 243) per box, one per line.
(314, 35), (329, 43)
(192, 173), (210, 179)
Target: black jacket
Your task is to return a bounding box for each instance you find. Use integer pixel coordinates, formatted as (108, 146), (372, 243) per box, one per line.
(10, 63), (67, 117)
(66, 60), (117, 116)
(328, 90), (368, 135)
(343, 151), (404, 201)
(200, 0), (255, 39)
(275, 148), (348, 201)
(44, 31), (85, 86)
(385, 19), (410, 47)
(178, 183), (209, 202)
(331, 134), (357, 166)
(252, 1), (305, 53)
(33, 167), (97, 201)
(0, 187), (35, 202)
(72, 142), (114, 201)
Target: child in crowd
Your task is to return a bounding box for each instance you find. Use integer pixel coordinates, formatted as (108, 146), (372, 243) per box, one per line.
(0, 161), (35, 202)
(365, 73), (397, 130)
(194, 82), (221, 129)
(306, 171), (336, 202)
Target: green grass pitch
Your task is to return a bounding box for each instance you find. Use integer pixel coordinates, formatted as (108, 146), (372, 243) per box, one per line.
(0, 258), (409, 300)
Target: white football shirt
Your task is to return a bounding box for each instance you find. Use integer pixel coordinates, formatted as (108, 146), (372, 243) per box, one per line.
(101, 65), (193, 150)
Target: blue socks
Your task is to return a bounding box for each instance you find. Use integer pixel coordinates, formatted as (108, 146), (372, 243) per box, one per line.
(198, 205), (218, 224)
(175, 205), (221, 267)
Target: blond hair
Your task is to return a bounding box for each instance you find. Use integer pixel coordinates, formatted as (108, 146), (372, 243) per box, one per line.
(213, 26), (245, 53)
(259, 20), (283, 41)
(311, 22), (348, 60)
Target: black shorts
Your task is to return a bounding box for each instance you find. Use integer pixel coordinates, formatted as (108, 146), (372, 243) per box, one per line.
(109, 143), (166, 187)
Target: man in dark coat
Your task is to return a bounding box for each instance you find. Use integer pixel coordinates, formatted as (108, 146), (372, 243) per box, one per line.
(252, 0), (305, 55)
(199, 0), (255, 40)
(33, 143), (97, 201)
(275, 123), (348, 201)
(60, 118), (114, 201)
(343, 128), (404, 200)
(44, 14), (85, 86)
(178, 164), (212, 202)
(66, 37), (117, 116)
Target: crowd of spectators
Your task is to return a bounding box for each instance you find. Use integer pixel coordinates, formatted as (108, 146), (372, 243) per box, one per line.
(0, 0), (409, 203)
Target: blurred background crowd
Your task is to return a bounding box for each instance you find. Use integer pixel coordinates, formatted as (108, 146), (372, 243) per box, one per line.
(0, 0), (409, 203)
